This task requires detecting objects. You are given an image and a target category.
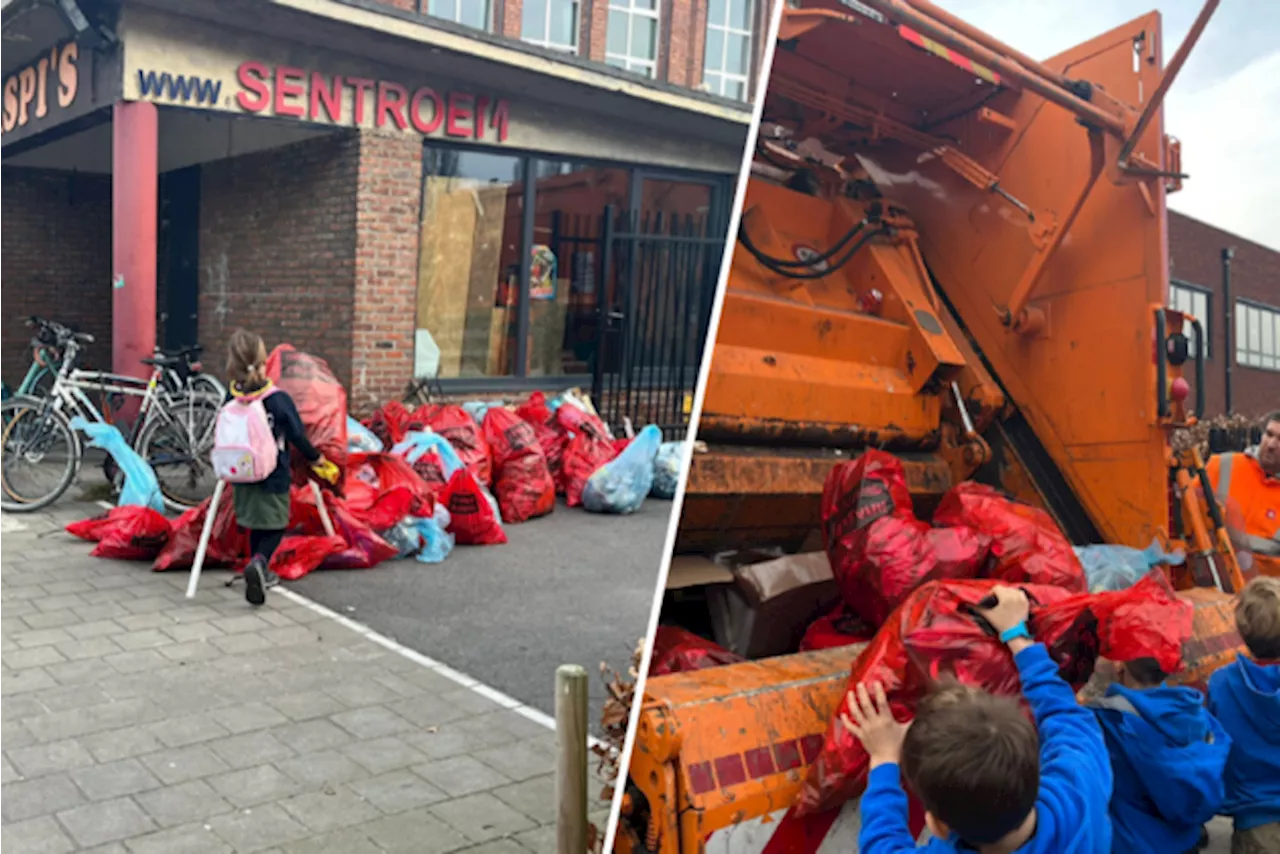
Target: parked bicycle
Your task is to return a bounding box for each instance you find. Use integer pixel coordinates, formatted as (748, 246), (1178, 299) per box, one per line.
(1, 327), (221, 513)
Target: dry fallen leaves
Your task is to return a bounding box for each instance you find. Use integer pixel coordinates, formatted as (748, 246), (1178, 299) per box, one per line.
(586, 636), (645, 854)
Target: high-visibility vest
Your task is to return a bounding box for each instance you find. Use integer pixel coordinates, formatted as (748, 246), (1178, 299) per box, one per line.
(1207, 452), (1280, 577)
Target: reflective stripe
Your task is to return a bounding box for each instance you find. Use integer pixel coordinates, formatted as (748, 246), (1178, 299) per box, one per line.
(1238, 532), (1280, 557)
(1216, 453), (1235, 508)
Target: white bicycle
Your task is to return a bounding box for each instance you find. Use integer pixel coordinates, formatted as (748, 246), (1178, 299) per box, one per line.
(1, 329), (221, 513)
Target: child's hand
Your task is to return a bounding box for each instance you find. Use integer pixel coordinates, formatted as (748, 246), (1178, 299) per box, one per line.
(976, 585), (1030, 635)
(840, 681), (908, 769)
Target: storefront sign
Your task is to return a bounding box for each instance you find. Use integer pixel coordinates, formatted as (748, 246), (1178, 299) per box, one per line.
(233, 61), (509, 142)
(1, 41), (80, 137)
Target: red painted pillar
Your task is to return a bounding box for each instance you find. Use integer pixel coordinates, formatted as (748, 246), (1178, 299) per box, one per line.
(111, 100), (158, 383)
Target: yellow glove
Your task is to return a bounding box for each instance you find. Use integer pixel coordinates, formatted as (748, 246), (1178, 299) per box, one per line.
(311, 458), (339, 485)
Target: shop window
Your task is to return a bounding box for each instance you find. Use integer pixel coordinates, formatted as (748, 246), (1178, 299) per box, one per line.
(528, 160), (631, 377)
(522, 0), (580, 51)
(1236, 300), (1280, 372)
(606, 0), (659, 77)
(427, 0), (491, 30)
(415, 148), (525, 378)
(1169, 280), (1210, 359)
(703, 0), (753, 100)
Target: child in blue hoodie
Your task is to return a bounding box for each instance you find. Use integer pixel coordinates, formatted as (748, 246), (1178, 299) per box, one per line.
(1208, 575), (1280, 854)
(844, 586), (1113, 854)
(1087, 656), (1230, 854)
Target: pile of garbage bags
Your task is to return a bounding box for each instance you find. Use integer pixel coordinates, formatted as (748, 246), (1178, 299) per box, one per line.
(67, 346), (685, 577)
(641, 449), (1201, 819)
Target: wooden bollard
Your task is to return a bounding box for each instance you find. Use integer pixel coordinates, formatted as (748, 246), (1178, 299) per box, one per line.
(556, 664), (589, 854)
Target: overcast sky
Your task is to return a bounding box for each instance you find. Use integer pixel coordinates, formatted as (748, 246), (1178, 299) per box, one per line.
(934, 0), (1279, 250)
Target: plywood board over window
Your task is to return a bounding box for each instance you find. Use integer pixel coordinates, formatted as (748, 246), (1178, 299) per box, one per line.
(417, 179), (479, 378)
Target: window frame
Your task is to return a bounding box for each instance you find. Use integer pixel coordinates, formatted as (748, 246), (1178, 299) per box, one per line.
(521, 0), (581, 52)
(1235, 298), (1280, 373)
(416, 138), (733, 391)
(1169, 279), (1211, 360)
(702, 0), (755, 101)
(605, 0), (661, 78)
(422, 0), (492, 31)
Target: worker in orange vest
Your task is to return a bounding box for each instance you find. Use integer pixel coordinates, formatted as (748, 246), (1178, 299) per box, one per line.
(1205, 411), (1280, 578)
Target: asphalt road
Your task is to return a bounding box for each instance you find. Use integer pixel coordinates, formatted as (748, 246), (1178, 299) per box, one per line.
(292, 497), (673, 734)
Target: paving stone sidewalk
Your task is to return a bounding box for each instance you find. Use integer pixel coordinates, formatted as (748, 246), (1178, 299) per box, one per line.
(2, 505), (612, 853)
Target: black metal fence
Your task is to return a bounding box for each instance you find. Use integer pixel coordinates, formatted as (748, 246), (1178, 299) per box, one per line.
(591, 206), (726, 439)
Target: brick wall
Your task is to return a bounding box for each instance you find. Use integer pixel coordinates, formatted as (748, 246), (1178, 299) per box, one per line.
(197, 132), (361, 388)
(350, 132), (424, 413)
(1169, 211), (1280, 419)
(0, 167), (113, 386)
(583, 0), (607, 62)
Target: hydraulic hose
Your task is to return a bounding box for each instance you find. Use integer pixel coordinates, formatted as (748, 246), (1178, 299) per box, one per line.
(738, 220), (887, 280)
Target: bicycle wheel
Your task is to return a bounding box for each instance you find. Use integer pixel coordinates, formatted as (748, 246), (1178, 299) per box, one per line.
(136, 395), (220, 511)
(190, 374), (226, 400)
(1, 398), (79, 512)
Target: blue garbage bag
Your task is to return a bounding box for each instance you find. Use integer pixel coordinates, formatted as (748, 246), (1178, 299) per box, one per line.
(1074, 538), (1185, 593)
(347, 417), (384, 453)
(583, 425), (662, 514)
(462, 400), (502, 425)
(650, 441), (686, 499)
(391, 430), (464, 477)
(384, 507), (455, 563)
(70, 417), (165, 513)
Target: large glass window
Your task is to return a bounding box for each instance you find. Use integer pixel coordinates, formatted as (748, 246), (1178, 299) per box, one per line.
(1169, 280), (1210, 358)
(427, 0), (491, 30)
(703, 0), (754, 101)
(415, 148), (525, 378)
(522, 0), (580, 51)
(1236, 300), (1280, 371)
(606, 0), (659, 77)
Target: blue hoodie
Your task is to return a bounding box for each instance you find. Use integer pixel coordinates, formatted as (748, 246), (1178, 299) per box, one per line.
(1208, 656), (1280, 830)
(1089, 683), (1230, 854)
(858, 644), (1113, 854)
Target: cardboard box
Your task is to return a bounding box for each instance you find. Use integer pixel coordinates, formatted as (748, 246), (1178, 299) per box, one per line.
(708, 551), (841, 659)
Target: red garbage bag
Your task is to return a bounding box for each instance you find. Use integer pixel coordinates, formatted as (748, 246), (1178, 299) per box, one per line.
(800, 603), (876, 652)
(535, 423), (567, 483)
(515, 391), (554, 427)
(153, 494), (249, 571)
(560, 431), (618, 507)
(555, 403), (610, 441)
(265, 345), (348, 488)
(650, 627), (744, 676)
(482, 408), (539, 470)
(347, 452), (435, 516)
(482, 408), (555, 523)
(411, 449), (450, 495)
(347, 485), (417, 532)
(364, 401), (412, 448)
(934, 483), (1087, 593)
(496, 453), (556, 523)
(289, 487), (399, 569)
(796, 572), (1193, 815)
(439, 469), (507, 545)
(428, 405), (492, 488)
(268, 535), (347, 581)
(822, 451), (991, 627)
(74, 507), (172, 561)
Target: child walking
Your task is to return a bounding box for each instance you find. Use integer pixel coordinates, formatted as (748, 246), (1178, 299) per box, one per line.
(845, 585), (1113, 854)
(1208, 575), (1280, 854)
(220, 330), (337, 606)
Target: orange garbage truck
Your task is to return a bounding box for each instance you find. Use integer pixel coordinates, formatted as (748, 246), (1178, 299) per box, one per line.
(614, 1), (1248, 851)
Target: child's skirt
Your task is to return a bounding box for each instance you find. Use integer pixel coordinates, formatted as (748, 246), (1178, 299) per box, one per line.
(233, 483), (290, 531)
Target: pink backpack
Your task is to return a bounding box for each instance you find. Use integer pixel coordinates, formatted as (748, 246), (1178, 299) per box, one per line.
(211, 387), (282, 483)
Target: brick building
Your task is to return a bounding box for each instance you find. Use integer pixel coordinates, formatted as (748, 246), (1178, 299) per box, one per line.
(1167, 211), (1280, 420)
(2, 0), (761, 412)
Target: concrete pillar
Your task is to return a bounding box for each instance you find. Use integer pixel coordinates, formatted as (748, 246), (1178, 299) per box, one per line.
(111, 100), (159, 383)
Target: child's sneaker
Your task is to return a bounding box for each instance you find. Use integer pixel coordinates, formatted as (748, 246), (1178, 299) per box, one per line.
(243, 556), (280, 607)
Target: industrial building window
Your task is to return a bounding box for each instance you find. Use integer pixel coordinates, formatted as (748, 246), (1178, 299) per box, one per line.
(426, 0), (491, 30)
(606, 0), (659, 77)
(1169, 280), (1210, 359)
(1236, 300), (1280, 372)
(522, 0), (580, 51)
(703, 0), (754, 100)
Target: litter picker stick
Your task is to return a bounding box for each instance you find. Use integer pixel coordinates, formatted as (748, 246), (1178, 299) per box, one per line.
(187, 479), (226, 599)
(311, 480), (336, 537)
